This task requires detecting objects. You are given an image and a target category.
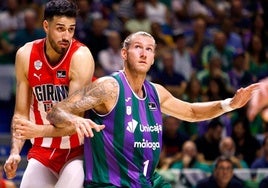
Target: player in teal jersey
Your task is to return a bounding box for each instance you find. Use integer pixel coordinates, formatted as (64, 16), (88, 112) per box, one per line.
(15, 31), (259, 187)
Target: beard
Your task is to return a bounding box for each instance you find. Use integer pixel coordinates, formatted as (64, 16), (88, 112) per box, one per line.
(48, 37), (69, 55)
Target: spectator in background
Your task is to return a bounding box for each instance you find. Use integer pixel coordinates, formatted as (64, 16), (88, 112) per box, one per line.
(0, 0), (25, 41)
(185, 16), (211, 71)
(74, 0), (92, 45)
(229, 0), (252, 36)
(172, 30), (194, 81)
(98, 30), (123, 75)
(150, 22), (175, 49)
(201, 31), (235, 71)
(196, 156), (244, 188)
(13, 8), (45, 50)
(0, 33), (14, 64)
(171, 0), (213, 32)
(245, 34), (268, 81)
(115, 0), (134, 34)
(194, 118), (223, 165)
(244, 13), (267, 50)
(153, 49), (187, 99)
(219, 137), (248, 168)
(251, 136), (268, 169)
(228, 49), (255, 90)
(220, 18), (244, 51)
(197, 55), (233, 96)
(159, 116), (189, 170)
(182, 76), (204, 103)
(199, 0), (228, 22)
(145, 0), (171, 34)
(85, 14), (108, 61)
(124, 0), (151, 34)
(0, 160), (16, 188)
(170, 140), (211, 173)
(231, 116), (262, 167)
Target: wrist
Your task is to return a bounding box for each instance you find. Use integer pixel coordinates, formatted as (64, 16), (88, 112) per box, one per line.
(220, 98), (233, 112)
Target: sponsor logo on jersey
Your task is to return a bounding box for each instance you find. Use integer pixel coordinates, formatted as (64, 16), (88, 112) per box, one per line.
(34, 73), (42, 81)
(126, 119), (162, 134)
(34, 60), (42, 70)
(33, 84), (69, 112)
(148, 102), (157, 111)
(134, 139), (160, 150)
(139, 123), (162, 133)
(125, 97), (131, 102)
(57, 70), (66, 78)
(126, 119), (138, 133)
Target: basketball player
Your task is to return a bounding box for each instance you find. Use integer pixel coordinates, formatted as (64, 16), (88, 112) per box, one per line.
(16, 31), (259, 187)
(4, 1), (103, 187)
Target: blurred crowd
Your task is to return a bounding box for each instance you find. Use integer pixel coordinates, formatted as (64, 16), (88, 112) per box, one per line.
(1, 0), (268, 187)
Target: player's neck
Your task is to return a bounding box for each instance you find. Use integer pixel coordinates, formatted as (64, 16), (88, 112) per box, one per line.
(123, 70), (145, 98)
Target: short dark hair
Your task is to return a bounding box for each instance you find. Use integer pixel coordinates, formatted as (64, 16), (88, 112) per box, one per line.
(44, 0), (78, 21)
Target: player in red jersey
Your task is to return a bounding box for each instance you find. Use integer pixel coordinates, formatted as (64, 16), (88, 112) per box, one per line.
(3, 1), (103, 187)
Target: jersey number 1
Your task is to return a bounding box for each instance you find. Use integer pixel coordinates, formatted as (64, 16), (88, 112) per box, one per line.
(143, 160), (149, 176)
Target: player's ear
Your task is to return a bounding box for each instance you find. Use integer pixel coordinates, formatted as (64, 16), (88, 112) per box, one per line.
(43, 20), (49, 33)
(121, 48), (127, 61)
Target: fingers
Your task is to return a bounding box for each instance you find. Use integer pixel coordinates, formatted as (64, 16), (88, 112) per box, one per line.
(13, 124), (26, 139)
(75, 118), (105, 138)
(4, 164), (16, 179)
(4, 156), (20, 179)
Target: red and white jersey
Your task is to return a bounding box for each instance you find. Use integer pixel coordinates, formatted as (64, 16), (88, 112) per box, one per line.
(28, 38), (84, 149)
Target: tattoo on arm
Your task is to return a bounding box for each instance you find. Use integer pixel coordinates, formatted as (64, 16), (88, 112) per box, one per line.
(47, 78), (118, 126)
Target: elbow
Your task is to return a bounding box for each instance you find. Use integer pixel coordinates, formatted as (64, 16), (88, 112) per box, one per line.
(46, 107), (63, 125)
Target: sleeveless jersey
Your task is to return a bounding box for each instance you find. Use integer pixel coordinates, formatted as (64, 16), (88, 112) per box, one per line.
(28, 38), (83, 149)
(84, 71), (163, 188)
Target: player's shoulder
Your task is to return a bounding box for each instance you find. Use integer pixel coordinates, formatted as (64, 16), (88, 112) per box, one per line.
(152, 82), (167, 93)
(93, 76), (118, 86)
(16, 40), (36, 56)
(74, 44), (91, 56)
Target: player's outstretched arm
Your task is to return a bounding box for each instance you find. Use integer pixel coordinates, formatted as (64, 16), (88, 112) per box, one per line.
(157, 83), (259, 122)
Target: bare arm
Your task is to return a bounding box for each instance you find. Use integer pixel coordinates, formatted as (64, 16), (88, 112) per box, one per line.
(155, 83), (259, 122)
(47, 76), (118, 137)
(4, 44), (32, 179)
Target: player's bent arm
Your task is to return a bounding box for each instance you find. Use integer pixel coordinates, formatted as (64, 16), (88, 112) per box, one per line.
(34, 46), (95, 137)
(155, 83), (259, 122)
(13, 118), (76, 139)
(47, 76), (119, 128)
